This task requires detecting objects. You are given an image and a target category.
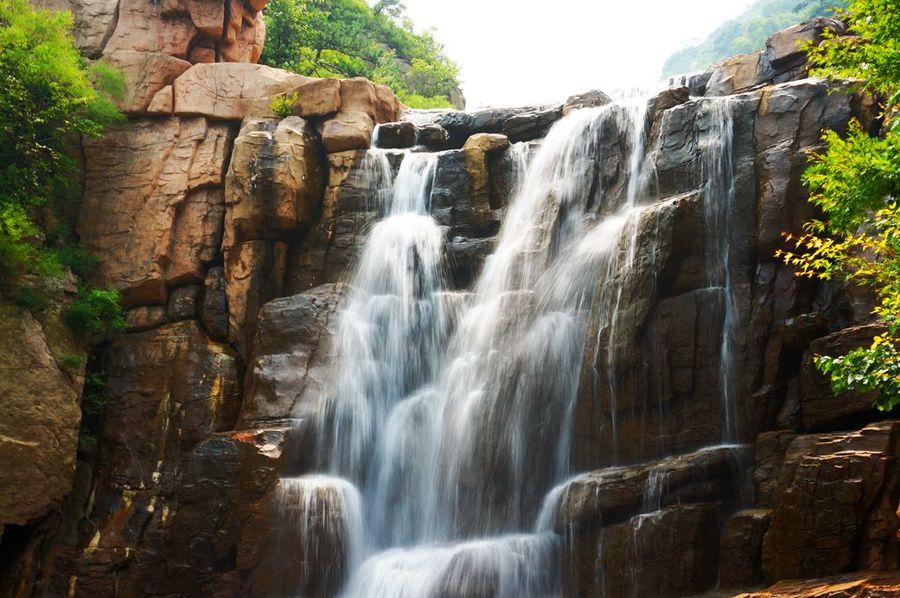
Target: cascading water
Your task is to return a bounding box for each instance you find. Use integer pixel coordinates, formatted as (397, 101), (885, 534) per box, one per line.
(280, 91), (745, 597)
(699, 98), (738, 444)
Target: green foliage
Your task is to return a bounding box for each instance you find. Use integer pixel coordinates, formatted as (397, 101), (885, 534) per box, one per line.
(13, 285), (50, 312)
(806, 0), (899, 98)
(400, 93), (454, 109)
(60, 353), (86, 370)
(0, 0), (122, 291)
(662, 0), (848, 77)
(802, 122), (900, 233)
(818, 336), (900, 411)
(270, 92), (298, 117)
(78, 431), (98, 456)
(77, 368), (108, 457)
(777, 0), (900, 412)
(260, 0), (462, 108)
(81, 371), (109, 416)
(64, 288), (126, 339)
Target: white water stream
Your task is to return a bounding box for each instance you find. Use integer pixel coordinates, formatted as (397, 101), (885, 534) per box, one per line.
(277, 93), (740, 597)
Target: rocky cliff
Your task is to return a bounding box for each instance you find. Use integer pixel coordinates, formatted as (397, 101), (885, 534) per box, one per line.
(0, 7), (897, 598)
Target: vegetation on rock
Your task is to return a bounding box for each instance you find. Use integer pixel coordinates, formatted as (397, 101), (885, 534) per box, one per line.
(0, 0), (125, 336)
(778, 0), (900, 411)
(662, 0), (847, 77)
(260, 0), (463, 108)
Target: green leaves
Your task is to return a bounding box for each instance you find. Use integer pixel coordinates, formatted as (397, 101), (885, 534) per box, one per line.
(0, 0), (122, 290)
(802, 121), (900, 234)
(807, 0), (900, 98)
(63, 288), (126, 340)
(780, 0), (900, 413)
(260, 0), (461, 107)
(816, 335), (900, 412)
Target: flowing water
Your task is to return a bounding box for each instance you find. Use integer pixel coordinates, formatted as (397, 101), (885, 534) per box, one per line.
(278, 93), (741, 596)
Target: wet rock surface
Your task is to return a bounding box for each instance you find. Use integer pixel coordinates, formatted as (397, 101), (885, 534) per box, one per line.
(5, 14), (900, 598)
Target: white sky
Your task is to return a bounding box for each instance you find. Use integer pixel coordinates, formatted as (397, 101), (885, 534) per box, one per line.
(399, 0), (756, 108)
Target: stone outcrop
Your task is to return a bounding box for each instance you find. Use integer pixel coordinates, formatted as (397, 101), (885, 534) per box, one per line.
(0, 302), (85, 528)
(78, 117), (231, 308)
(761, 421), (900, 582)
(241, 284), (344, 428)
(173, 63), (307, 120)
(225, 117), (324, 244)
(705, 17), (847, 96)
(104, 0), (267, 63)
(5, 14), (899, 598)
(734, 572), (900, 598)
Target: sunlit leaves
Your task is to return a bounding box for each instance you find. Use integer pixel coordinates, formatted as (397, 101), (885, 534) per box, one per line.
(260, 0), (459, 108)
(779, 0), (899, 411)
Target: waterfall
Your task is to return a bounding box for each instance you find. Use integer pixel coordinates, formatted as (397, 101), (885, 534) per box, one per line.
(700, 98), (738, 444)
(279, 90), (744, 597)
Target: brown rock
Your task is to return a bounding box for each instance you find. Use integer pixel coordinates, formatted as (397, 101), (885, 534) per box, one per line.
(764, 18), (846, 74)
(225, 117), (324, 245)
(103, 0), (268, 64)
(167, 285), (201, 320)
(168, 188), (226, 285)
(187, 0), (228, 38)
(241, 285), (344, 426)
(287, 150), (402, 293)
(173, 63), (307, 120)
(125, 306), (168, 332)
(752, 430), (800, 507)
(800, 324), (885, 431)
(591, 504), (722, 597)
(375, 121), (417, 149)
(102, 321), (241, 482)
(339, 77), (400, 123)
(733, 571), (900, 598)
(0, 303), (83, 526)
(417, 123), (450, 148)
(102, 51), (191, 114)
(559, 445), (749, 531)
(104, 0), (197, 58)
(291, 78), (342, 117)
(34, 0), (119, 58)
(562, 88), (612, 116)
(706, 52), (763, 96)
(321, 111), (376, 153)
(761, 421), (900, 582)
(78, 117), (232, 308)
(720, 509), (772, 588)
(463, 132), (510, 155)
(202, 267), (229, 341)
(224, 241), (288, 359)
(147, 85), (174, 114)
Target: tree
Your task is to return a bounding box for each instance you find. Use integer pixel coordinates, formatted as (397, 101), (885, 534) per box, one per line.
(260, 0), (461, 109)
(0, 0), (122, 287)
(777, 0), (900, 411)
(0, 0), (125, 339)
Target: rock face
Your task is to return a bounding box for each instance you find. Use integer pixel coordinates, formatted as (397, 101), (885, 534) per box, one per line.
(0, 302), (85, 527)
(734, 572), (900, 598)
(78, 117), (231, 308)
(761, 422), (900, 582)
(705, 17), (846, 96)
(5, 15), (900, 598)
(173, 63), (307, 120)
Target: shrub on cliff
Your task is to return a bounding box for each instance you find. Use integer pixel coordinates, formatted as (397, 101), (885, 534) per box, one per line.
(0, 0), (125, 332)
(260, 0), (463, 109)
(778, 0), (900, 411)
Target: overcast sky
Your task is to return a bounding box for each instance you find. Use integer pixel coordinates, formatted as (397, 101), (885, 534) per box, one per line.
(398, 0), (756, 108)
